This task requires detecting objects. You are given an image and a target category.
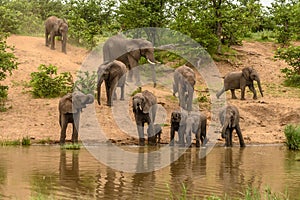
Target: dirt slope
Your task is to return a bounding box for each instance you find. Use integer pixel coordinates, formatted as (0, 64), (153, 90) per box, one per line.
(1, 35), (299, 145)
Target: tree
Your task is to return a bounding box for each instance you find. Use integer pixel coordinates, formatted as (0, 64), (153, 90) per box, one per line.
(0, 32), (18, 110)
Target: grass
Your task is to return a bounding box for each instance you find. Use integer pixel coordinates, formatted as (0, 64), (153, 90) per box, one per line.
(0, 136), (31, 146)
(244, 30), (276, 42)
(60, 143), (81, 150)
(284, 124), (300, 150)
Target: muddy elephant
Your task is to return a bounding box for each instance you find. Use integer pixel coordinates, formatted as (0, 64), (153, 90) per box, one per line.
(103, 34), (158, 87)
(173, 65), (196, 111)
(216, 67), (263, 100)
(97, 60), (127, 106)
(132, 90), (157, 146)
(45, 16), (68, 54)
(219, 104), (245, 147)
(58, 91), (94, 144)
(170, 110), (207, 147)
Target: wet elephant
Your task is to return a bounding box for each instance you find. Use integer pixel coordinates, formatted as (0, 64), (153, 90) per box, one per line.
(45, 16), (68, 54)
(58, 91), (94, 144)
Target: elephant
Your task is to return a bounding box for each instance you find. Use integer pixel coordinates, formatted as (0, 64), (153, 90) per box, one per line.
(97, 60), (127, 106)
(147, 124), (162, 145)
(219, 104), (245, 147)
(58, 91), (94, 144)
(216, 67), (263, 100)
(45, 16), (68, 54)
(173, 65), (196, 111)
(103, 34), (158, 87)
(169, 110), (207, 147)
(132, 90), (157, 146)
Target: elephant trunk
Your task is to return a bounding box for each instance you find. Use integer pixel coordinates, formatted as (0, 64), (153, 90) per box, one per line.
(97, 79), (103, 105)
(257, 79), (263, 97)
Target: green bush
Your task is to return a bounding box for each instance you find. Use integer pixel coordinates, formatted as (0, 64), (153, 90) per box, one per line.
(284, 124), (300, 150)
(29, 64), (73, 98)
(74, 70), (97, 95)
(280, 68), (300, 87)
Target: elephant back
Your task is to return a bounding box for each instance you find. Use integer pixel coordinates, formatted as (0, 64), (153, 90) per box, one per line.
(175, 65), (196, 86)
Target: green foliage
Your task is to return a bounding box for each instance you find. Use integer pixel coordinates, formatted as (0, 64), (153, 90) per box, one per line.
(284, 124), (300, 150)
(0, 6), (21, 33)
(0, 32), (18, 111)
(276, 46), (300, 87)
(131, 87), (142, 97)
(21, 136), (31, 146)
(74, 70), (97, 95)
(61, 143), (81, 150)
(29, 64), (73, 98)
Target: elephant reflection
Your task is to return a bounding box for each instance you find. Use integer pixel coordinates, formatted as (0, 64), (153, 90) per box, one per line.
(59, 150), (79, 182)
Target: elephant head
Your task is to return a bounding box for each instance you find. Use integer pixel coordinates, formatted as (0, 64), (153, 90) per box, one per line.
(132, 90), (157, 114)
(127, 39), (156, 66)
(97, 62), (110, 105)
(57, 19), (68, 53)
(242, 67), (263, 97)
(59, 91), (94, 114)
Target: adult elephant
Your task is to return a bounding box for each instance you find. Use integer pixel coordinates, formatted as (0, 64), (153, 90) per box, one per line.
(132, 90), (157, 146)
(219, 104), (245, 147)
(173, 65), (196, 111)
(97, 60), (127, 106)
(103, 34), (158, 87)
(216, 67), (263, 100)
(58, 91), (94, 144)
(45, 16), (68, 54)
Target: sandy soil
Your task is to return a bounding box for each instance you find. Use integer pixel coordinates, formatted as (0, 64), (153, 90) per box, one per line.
(1, 35), (299, 145)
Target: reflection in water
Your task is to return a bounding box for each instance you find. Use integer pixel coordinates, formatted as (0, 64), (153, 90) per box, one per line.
(0, 146), (300, 199)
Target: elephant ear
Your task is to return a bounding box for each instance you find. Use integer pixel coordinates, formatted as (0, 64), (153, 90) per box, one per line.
(141, 90), (157, 113)
(242, 67), (253, 81)
(126, 42), (141, 61)
(59, 93), (73, 114)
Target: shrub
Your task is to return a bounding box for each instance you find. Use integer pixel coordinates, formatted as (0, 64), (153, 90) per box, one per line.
(284, 124), (300, 150)
(74, 70), (97, 95)
(29, 64), (73, 98)
(0, 32), (18, 111)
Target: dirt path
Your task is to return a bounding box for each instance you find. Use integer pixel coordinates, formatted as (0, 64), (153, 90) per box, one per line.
(1, 35), (299, 145)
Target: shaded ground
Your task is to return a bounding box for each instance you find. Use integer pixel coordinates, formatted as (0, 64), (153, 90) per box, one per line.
(1, 35), (299, 145)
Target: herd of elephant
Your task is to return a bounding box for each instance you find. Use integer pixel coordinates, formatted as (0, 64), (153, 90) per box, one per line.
(47, 16), (263, 147)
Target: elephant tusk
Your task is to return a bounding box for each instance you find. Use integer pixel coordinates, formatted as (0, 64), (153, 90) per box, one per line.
(147, 59), (156, 65)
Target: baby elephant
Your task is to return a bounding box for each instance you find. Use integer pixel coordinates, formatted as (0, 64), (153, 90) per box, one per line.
(59, 91), (94, 145)
(216, 67), (263, 100)
(147, 124), (162, 145)
(219, 105), (245, 147)
(169, 111), (183, 146)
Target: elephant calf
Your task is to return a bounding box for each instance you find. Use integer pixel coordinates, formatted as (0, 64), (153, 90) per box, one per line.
(219, 105), (245, 147)
(216, 67), (263, 100)
(59, 91), (94, 145)
(170, 110), (207, 147)
(173, 65), (196, 111)
(97, 60), (127, 106)
(147, 124), (162, 145)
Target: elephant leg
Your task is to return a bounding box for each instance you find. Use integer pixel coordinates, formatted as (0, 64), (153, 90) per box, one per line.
(128, 69), (133, 82)
(72, 114), (80, 144)
(173, 82), (177, 96)
(50, 33), (55, 50)
(59, 115), (68, 145)
(240, 87), (246, 100)
(225, 128), (231, 147)
(216, 87), (225, 99)
(133, 67), (141, 86)
(120, 85), (125, 100)
(235, 125), (245, 147)
(170, 127), (176, 146)
(195, 130), (201, 148)
(178, 125), (186, 147)
(186, 90), (193, 111)
(230, 89), (238, 99)
(136, 120), (145, 146)
(113, 87), (117, 101)
(229, 129), (233, 147)
(151, 65), (157, 88)
(248, 84), (257, 99)
(186, 131), (192, 148)
(147, 123), (156, 145)
(45, 32), (49, 46)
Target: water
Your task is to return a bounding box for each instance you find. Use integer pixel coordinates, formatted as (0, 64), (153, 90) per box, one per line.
(0, 145), (300, 199)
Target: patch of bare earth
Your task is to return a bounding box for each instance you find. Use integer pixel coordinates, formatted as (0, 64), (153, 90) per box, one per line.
(1, 36), (299, 146)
